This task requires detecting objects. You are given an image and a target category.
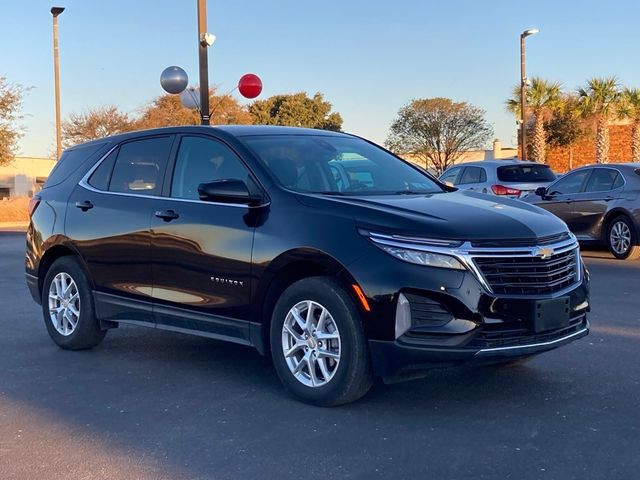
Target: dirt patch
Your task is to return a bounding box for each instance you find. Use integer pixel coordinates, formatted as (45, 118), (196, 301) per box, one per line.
(0, 197), (29, 222)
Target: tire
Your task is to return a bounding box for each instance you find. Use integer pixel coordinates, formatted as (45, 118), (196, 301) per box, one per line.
(607, 216), (640, 260)
(41, 256), (107, 350)
(270, 277), (373, 406)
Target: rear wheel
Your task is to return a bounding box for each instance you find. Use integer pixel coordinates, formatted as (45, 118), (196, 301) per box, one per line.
(607, 216), (640, 260)
(42, 257), (106, 350)
(270, 277), (373, 406)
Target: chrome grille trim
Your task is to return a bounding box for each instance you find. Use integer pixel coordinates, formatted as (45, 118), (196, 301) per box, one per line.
(366, 232), (581, 297)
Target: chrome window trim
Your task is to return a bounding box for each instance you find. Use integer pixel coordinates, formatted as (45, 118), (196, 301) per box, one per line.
(78, 143), (270, 209)
(367, 231), (582, 296)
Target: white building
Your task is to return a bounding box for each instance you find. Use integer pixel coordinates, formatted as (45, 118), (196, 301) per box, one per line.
(0, 157), (57, 199)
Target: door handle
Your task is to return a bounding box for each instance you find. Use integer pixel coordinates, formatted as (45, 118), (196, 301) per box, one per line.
(155, 210), (180, 221)
(604, 196), (614, 202)
(75, 200), (93, 211)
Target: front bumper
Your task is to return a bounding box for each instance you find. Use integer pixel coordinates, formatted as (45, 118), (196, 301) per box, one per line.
(369, 316), (589, 378)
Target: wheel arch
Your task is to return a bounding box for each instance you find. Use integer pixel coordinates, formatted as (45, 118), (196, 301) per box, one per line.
(37, 244), (92, 298)
(256, 248), (364, 354)
(601, 208), (638, 243)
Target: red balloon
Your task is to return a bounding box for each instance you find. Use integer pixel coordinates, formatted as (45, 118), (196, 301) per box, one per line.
(238, 73), (263, 99)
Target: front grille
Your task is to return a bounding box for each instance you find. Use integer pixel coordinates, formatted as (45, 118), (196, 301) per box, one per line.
(469, 315), (587, 349)
(471, 232), (571, 248)
(473, 247), (579, 295)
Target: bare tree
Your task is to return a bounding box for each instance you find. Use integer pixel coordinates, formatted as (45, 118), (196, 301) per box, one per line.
(0, 75), (27, 166)
(62, 105), (135, 148)
(386, 98), (493, 174)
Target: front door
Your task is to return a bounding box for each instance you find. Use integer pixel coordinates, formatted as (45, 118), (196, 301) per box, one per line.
(536, 169), (591, 231)
(572, 168), (624, 241)
(150, 135), (256, 342)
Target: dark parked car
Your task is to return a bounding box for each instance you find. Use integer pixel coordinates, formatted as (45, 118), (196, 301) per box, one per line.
(26, 126), (590, 406)
(522, 163), (640, 260)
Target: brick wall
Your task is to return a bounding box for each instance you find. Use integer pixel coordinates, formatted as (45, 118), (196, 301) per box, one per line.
(538, 124), (634, 173)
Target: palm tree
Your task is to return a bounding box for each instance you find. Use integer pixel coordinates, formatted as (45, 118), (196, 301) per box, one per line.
(618, 88), (640, 161)
(507, 77), (563, 163)
(577, 77), (621, 164)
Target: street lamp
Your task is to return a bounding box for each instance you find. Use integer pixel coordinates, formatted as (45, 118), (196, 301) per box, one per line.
(520, 28), (539, 161)
(51, 6), (65, 160)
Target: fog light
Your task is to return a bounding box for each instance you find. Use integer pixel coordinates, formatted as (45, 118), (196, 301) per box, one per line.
(395, 293), (411, 339)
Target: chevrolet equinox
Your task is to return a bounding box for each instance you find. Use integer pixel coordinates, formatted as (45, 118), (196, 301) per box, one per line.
(26, 126), (590, 406)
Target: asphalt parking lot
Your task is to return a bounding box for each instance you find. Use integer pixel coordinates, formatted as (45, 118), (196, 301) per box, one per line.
(1, 232), (639, 480)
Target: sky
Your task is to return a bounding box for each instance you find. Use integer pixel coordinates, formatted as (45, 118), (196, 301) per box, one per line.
(4, 0), (640, 158)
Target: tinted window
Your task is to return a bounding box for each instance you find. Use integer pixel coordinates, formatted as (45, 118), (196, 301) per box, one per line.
(171, 136), (249, 200)
(459, 167), (486, 184)
(242, 135), (443, 195)
(548, 170), (590, 195)
(44, 142), (106, 189)
(497, 164), (556, 183)
(109, 137), (173, 196)
(88, 148), (118, 190)
(440, 167), (461, 185)
(585, 168), (620, 192)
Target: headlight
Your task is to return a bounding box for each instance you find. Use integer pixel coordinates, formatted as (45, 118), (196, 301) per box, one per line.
(378, 244), (466, 270)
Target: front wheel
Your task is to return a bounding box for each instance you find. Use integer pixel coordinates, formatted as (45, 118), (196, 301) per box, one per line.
(42, 256), (107, 350)
(607, 216), (640, 260)
(270, 277), (373, 406)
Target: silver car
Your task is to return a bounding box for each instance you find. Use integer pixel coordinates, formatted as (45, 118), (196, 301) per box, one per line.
(439, 160), (557, 199)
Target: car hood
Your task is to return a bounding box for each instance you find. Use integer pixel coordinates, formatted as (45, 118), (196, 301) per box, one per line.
(299, 190), (568, 242)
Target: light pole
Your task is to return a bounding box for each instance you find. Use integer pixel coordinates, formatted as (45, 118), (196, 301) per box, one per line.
(520, 28), (538, 161)
(51, 6), (65, 160)
(197, 0), (213, 125)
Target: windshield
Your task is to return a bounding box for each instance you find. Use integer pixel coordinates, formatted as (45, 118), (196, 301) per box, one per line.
(497, 164), (556, 183)
(241, 135), (444, 195)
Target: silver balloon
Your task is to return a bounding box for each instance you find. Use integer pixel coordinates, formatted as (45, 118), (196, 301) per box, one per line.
(160, 66), (189, 94)
(180, 87), (200, 110)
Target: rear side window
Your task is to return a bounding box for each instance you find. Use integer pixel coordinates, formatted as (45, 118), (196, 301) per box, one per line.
(109, 137), (173, 196)
(87, 148), (118, 190)
(497, 165), (556, 183)
(585, 168), (620, 192)
(44, 142), (106, 188)
(459, 167), (487, 184)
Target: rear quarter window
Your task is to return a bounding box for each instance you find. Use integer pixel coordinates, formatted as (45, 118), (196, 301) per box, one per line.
(44, 142), (107, 189)
(497, 165), (556, 183)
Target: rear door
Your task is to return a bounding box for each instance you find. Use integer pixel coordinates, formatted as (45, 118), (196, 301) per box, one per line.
(457, 166), (488, 193)
(66, 135), (174, 324)
(533, 169), (591, 229)
(149, 134), (257, 343)
(572, 167), (624, 240)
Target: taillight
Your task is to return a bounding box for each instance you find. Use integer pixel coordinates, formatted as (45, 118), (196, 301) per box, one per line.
(28, 195), (41, 217)
(491, 184), (521, 196)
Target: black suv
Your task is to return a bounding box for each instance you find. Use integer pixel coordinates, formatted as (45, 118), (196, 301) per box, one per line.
(26, 126), (590, 405)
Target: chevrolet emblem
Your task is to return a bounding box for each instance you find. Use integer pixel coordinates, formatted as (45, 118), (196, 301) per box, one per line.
(534, 247), (554, 259)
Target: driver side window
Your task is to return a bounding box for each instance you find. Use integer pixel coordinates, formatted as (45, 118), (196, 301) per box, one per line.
(548, 170), (590, 195)
(171, 136), (249, 200)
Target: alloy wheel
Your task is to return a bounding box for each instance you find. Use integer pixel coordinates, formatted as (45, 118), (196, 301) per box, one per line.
(610, 220), (631, 255)
(281, 300), (341, 387)
(48, 272), (81, 336)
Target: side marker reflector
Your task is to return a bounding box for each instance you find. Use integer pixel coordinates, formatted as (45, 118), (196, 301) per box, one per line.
(352, 284), (371, 312)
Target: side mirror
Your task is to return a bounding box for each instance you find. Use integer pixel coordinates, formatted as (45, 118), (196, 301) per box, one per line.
(444, 180), (454, 187)
(198, 179), (263, 206)
(535, 186), (547, 197)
